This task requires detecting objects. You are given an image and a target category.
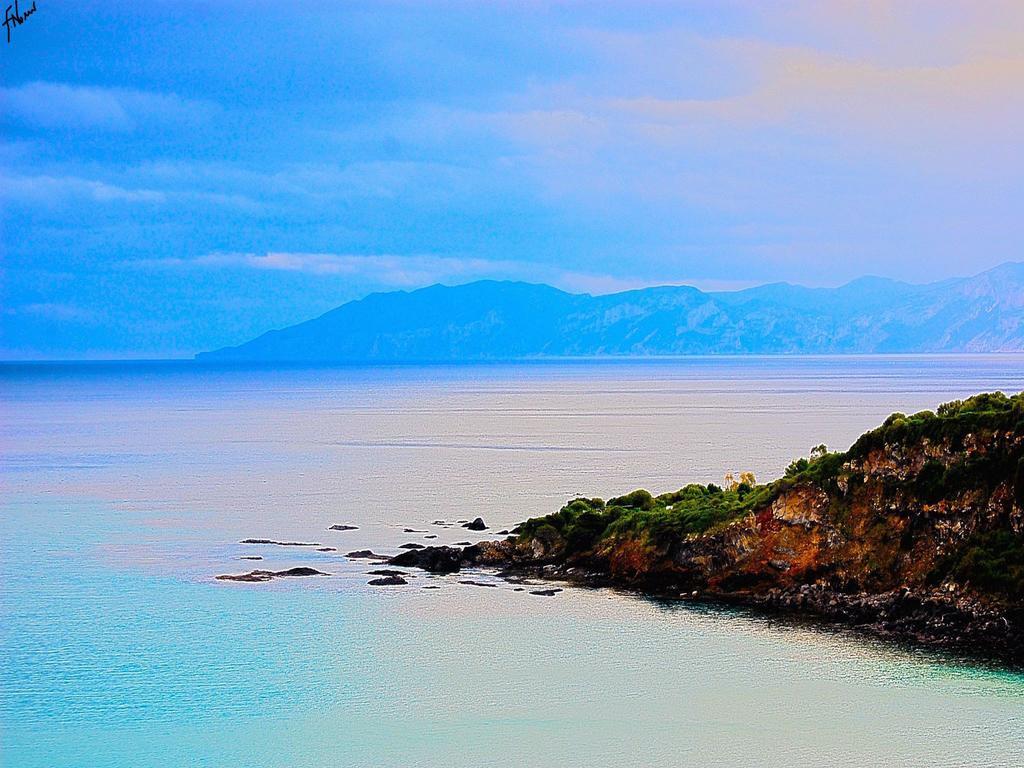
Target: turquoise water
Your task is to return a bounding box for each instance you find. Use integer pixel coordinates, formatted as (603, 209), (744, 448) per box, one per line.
(3, 358), (1024, 766)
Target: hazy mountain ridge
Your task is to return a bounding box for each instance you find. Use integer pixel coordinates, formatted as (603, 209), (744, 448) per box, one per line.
(199, 262), (1024, 360)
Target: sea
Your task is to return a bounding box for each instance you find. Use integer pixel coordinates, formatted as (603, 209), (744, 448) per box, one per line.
(2, 356), (1023, 767)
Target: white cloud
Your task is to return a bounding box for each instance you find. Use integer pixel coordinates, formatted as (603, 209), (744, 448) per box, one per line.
(123, 251), (754, 295)
(0, 82), (217, 131)
(0, 173), (166, 204)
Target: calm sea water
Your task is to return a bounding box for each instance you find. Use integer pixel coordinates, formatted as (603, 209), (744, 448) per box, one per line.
(2, 357), (1024, 767)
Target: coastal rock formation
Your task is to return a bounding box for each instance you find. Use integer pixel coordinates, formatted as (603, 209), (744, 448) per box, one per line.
(394, 393), (1024, 662)
(389, 545), (478, 573)
(463, 517), (488, 531)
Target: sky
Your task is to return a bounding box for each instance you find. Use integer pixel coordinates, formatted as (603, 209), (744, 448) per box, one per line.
(2, 1), (1023, 358)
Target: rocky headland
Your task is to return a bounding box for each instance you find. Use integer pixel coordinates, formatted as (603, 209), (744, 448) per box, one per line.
(391, 392), (1024, 663)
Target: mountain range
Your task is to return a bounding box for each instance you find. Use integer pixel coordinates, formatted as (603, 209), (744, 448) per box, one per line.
(198, 262), (1024, 360)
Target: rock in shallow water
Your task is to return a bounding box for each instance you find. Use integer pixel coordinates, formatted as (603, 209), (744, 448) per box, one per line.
(368, 575), (407, 586)
(398, 542), (425, 550)
(329, 524), (358, 531)
(462, 517), (488, 531)
(241, 539), (320, 547)
(389, 546), (465, 573)
(346, 550), (390, 560)
(217, 567), (329, 582)
(529, 588), (563, 596)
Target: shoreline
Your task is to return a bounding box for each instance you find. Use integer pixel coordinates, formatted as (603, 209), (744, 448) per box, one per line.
(389, 545), (1024, 667)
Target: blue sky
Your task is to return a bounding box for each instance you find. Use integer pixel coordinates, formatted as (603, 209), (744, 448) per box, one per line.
(2, 1), (1023, 358)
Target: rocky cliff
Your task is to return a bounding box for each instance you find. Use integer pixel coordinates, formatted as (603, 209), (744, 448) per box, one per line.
(395, 392), (1024, 662)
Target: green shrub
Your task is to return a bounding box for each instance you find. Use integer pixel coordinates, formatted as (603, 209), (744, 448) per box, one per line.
(607, 489), (655, 510)
(944, 531), (1024, 597)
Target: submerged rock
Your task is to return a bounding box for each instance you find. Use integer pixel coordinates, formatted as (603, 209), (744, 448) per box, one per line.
(329, 524), (359, 531)
(241, 539), (320, 547)
(398, 542), (425, 550)
(367, 569), (410, 577)
(316, 547), (337, 552)
(529, 588), (563, 596)
(462, 517), (487, 530)
(239, 556), (263, 560)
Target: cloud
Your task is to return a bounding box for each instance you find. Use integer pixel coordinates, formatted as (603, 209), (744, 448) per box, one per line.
(14, 303), (100, 323)
(130, 252), (553, 286)
(0, 174), (166, 204)
(0, 172), (265, 210)
(123, 251), (753, 295)
(125, 158), (474, 204)
(0, 82), (218, 131)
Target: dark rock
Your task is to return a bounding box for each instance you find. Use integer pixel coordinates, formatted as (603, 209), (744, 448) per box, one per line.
(399, 542), (425, 549)
(316, 547), (337, 552)
(346, 550), (390, 559)
(368, 575), (407, 586)
(403, 528), (426, 533)
(459, 580), (497, 587)
(240, 539), (320, 547)
(367, 569), (410, 577)
(422, 585), (441, 589)
(390, 546), (465, 573)
(276, 567), (329, 577)
(386, 543), (492, 574)
(217, 567), (329, 582)
(329, 524), (358, 531)
(529, 588), (563, 596)
(424, 534), (437, 539)
(497, 530), (510, 535)
(239, 556), (263, 560)
(512, 587), (525, 592)
(454, 541), (472, 546)
(218, 570), (274, 582)
(462, 518), (487, 530)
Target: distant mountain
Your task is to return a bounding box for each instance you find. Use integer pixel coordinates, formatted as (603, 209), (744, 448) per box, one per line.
(198, 262), (1024, 360)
